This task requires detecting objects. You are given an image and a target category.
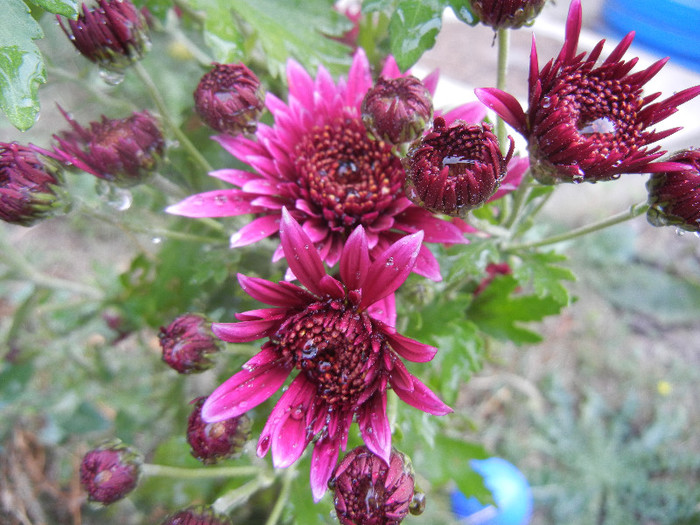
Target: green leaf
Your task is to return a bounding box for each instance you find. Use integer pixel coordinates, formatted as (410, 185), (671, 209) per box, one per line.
(135, 0), (172, 21)
(513, 251), (576, 306)
(191, 0), (245, 63)
(388, 0), (444, 71)
(362, 0), (397, 14)
(447, 0), (478, 25)
(0, 0), (47, 130)
(226, 0), (353, 78)
(0, 362), (34, 407)
(468, 275), (565, 344)
(26, 0), (79, 17)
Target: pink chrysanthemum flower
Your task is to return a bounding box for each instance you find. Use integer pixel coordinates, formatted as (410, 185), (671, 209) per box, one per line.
(475, 0), (700, 184)
(201, 209), (451, 501)
(167, 49), (490, 281)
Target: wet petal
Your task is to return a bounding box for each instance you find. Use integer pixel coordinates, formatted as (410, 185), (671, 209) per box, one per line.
(390, 361), (452, 416)
(230, 214), (281, 248)
(166, 190), (256, 218)
(339, 225), (370, 290)
(212, 318), (280, 342)
(280, 208), (327, 296)
(358, 394), (391, 465)
(359, 231), (423, 309)
(474, 88), (527, 135)
(384, 330), (437, 362)
(237, 274), (313, 307)
(310, 435), (340, 502)
(202, 350), (290, 422)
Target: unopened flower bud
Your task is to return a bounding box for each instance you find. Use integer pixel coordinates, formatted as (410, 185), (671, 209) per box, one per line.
(187, 397), (252, 464)
(161, 505), (233, 525)
(1, 143), (68, 226)
(80, 439), (142, 505)
(194, 63), (265, 136)
(330, 446), (422, 525)
(58, 0), (150, 73)
(474, 262), (513, 296)
(53, 108), (165, 187)
(404, 117), (513, 217)
(647, 149), (700, 232)
(472, 0), (546, 30)
(159, 314), (222, 374)
(362, 76), (433, 145)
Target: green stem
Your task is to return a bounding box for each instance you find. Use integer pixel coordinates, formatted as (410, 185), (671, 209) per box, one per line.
(503, 172), (534, 229)
(133, 62), (214, 181)
(141, 464), (260, 479)
(495, 28), (510, 153)
(265, 467), (296, 525)
(212, 475), (275, 514)
(506, 202), (649, 251)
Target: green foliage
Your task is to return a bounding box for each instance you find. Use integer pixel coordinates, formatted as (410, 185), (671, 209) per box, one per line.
(529, 380), (700, 525)
(467, 274), (565, 344)
(512, 251), (576, 306)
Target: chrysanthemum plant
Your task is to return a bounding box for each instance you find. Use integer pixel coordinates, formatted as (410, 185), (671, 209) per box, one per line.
(1, 0), (698, 522)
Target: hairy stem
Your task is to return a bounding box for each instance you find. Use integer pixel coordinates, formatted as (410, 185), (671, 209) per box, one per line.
(141, 463), (260, 479)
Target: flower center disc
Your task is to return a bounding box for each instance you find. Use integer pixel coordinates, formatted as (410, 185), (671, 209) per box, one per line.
(270, 304), (380, 406)
(294, 117), (404, 232)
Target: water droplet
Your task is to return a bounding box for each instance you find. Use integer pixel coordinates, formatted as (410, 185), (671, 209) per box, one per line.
(151, 236), (162, 244)
(302, 340), (318, 359)
(541, 97), (552, 108)
(675, 228), (686, 236)
(318, 361), (331, 373)
(97, 182), (133, 211)
(99, 68), (125, 86)
(214, 194), (227, 206)
(290, 404), (304, 420)
(578, 117), (616, 135)
(386, 257), (394, 267)
(337, 160), (358, 178)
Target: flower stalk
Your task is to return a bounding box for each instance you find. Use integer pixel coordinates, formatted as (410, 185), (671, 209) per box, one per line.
(506, 201), (649, 251)
(496, 27), (510, 154)
(141, 463), (260, 479)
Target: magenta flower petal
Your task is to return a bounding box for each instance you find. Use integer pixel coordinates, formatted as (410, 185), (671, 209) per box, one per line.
(339, 225), (370, 291)
(279, 208), (327, 295)
(359, 231), (423, 309)
(230, 214), (281, 248)
(266, 376), (316, 468)
(202, 351), (291, 422)
(237, 274), (312, 308)
(474, 88), (528, 135)
(165, 190), (257, 218)
(384, 330), (437, 363)
(310, 436), (341, 502)
(442, 101), (488, 126)
(390, 362), (452, 416)
(358, 393), (391, 465)
(366, 293), (396, 328)
(212, 319), (280, 343)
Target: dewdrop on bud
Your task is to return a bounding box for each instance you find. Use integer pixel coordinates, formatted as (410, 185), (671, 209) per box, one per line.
(159, 313), (222, 374)
(647, 149), (700, 232)
(471, 0), (547, 30)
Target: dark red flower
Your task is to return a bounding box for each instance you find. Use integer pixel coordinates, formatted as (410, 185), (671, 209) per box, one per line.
(52, 108), (165, 187)
(404, 117), (514, 216)
(330, 446), (424, 525)
(194, 63), (265, 136)
(472, 0), (546, 30)
(58, 0), (150, 73)
(159, 313), (222, 374)
(161, 505), (232, 525)
(476, 0), (700, 184)
(200, 209), (450, 501)
(474, 262), (513, 296)
(361, 76), (433, 145)
(80, 440), (142, 505)
(187, 397), (251, 464)
(647, 149), (700, 232)
(1, 142), (66, 226)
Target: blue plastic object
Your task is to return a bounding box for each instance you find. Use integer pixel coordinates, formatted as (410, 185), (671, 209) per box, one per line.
(450, 457), (533, 525)
(603, 0), (700, 71)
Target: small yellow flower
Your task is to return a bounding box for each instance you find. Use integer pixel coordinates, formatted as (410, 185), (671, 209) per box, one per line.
(657, 380), (672, 396)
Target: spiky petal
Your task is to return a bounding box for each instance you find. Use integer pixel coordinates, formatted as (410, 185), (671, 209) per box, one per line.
(201, 209), (450, 501)
(475, 0), (700, 184)
(647, 149), (700, 232)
